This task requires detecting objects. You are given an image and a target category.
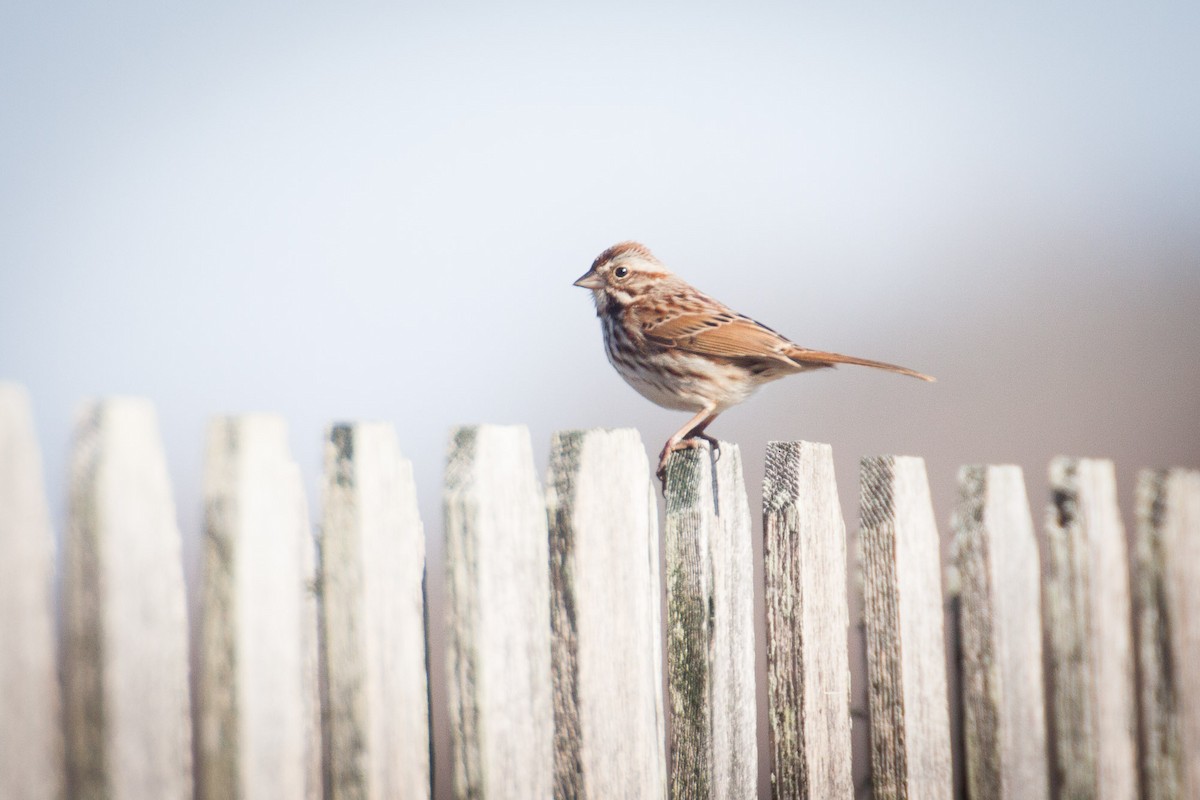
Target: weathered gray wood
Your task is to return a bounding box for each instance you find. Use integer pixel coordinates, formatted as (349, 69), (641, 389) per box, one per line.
(198, 415), (321, 800)
(320, 422), (430, 800)
(1042, 457), (1137, 800)
(952, 465), (1049, 800)
(62, 398), (192, 800)
(664, 442), (757, 800)
(762, 441), (853, 800)
(1134, 467), (1200, 800)
(859, 455), (952, 800)
(0, 383), (62, 800)
(546, 428), (666, 799)
(444, 425), (553, 799)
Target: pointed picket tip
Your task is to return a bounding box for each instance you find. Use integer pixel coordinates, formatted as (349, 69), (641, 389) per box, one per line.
(0, 383), (62, 800)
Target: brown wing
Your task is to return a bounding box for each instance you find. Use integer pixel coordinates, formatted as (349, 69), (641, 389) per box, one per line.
(637, 298), (936, 381)
(640, 305), (800, 369)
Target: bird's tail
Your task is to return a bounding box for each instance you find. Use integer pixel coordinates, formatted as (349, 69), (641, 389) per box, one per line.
(786, 346), (936, 382)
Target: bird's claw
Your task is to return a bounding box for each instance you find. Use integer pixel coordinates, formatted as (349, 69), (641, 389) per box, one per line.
(655, 448), (674, 493)
(656, 436), (721, 494)
(694, 434), (720, 461)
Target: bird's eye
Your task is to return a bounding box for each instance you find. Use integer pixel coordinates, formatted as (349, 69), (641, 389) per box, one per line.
(614, 266), (629, 279)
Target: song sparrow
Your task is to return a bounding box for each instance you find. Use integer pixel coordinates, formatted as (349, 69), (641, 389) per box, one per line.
(574, 241), (934, 483)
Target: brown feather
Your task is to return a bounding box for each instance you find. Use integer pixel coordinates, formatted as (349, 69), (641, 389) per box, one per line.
(591, 241), (660, 270)
(641, 307), (804, 371)
(636, 297), (935, 381)
(785, 346), (936, 381)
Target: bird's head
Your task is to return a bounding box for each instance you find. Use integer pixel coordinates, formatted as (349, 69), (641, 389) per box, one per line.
(573, 241), (672, 312)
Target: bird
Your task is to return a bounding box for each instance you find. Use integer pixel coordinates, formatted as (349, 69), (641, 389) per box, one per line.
(573, 241), (935, 484)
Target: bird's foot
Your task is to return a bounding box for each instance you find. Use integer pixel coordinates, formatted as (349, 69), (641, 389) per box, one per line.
(655, 448), (673, 488)
(688, 432), (720, 461)
(656, 436), (720, 490)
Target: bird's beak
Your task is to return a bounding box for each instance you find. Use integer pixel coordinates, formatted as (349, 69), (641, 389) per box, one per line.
(573, 271), (604, 290)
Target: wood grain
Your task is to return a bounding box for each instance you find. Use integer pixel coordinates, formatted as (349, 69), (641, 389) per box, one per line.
(762, 441), (853, 800)
(198, 415), (321, 800)
(546, 428), (666, 799)
(62, 398), (193, 800)
(1042, 457), (1137, 800)
(664, 442), (757, 800)
(953, 465), (1049, 800)
(859, 455), (952, 800)
(444, 425), (553, 799)
(0, 383), (62, 800)
(320, 422), (430, 800)
(1134, 467), (1200, 800)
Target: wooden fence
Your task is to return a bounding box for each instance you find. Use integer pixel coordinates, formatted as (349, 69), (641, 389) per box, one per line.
(1, 380), (1198, 800)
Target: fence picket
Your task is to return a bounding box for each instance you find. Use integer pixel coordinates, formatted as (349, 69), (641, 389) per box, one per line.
(443, 425), (554, 799)
(1043, 457), (1137, 800)
(62, 398), (192, 800)
(762, 441), (853, 800)
(546, 428), (667, 799)
(860, 455), (952, 800)
(0, 384), (61, 800)
(953, 465), (1050, 800)
(197, 416), (321, 800)
(664, 442), (758, 800)
(1134, 467), (1200, 800)
(320, 422), (430, 800)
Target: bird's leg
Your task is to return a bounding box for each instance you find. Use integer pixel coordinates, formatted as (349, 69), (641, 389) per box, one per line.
(657, 407), (720, 484)
(685, 413), (721, 459)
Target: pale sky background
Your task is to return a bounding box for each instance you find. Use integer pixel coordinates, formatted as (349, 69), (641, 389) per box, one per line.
(2, 2), (1198, 797)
